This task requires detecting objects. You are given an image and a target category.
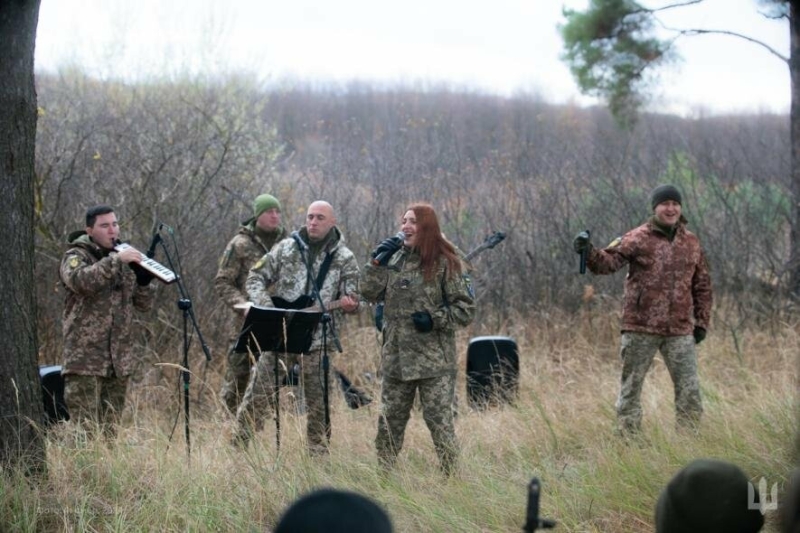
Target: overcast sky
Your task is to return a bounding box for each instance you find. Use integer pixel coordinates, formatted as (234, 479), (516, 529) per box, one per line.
(35, 0), (790, 116)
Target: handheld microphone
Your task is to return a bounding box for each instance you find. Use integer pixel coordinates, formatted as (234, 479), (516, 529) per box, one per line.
(579, 229), (591, 275)
(291, 230), (308, 251)
(372, 231), (406, 266)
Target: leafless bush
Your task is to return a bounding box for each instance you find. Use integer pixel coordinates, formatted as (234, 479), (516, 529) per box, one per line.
(34, 74), (792, 385)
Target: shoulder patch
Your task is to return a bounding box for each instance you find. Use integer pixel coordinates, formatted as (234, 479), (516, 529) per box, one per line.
(607, 236), (622, 248)
(463, 273), (475, 299)
(253, 256), (266, 271)
(68, 256), (80, 268)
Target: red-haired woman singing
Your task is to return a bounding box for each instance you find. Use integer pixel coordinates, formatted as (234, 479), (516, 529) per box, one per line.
(361, 203), (476, 476)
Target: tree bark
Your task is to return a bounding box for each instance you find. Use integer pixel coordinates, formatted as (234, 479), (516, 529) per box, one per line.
(0, 0), (45, 474)
(789, 1), (800, 296)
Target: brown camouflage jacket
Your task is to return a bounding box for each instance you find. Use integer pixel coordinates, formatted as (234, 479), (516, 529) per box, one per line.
(245, 226), (360, 352)
(361, 247), (476, 381)
(586, 217), (712, 336)
(60, 233), (155, 377)
(214, 223), (287, 334)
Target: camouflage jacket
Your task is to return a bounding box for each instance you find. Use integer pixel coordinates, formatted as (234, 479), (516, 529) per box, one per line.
(361, 247), (476, 381)
(59, 233), (155, 377)
(214, 223), (287, 330)
(245, 226), (360, 352)
(586, 217), (712, 336)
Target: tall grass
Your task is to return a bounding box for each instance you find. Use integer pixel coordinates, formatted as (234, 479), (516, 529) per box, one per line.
(2, 309), (796, 532)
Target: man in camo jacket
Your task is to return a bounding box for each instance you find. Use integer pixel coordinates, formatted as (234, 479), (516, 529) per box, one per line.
(233, 200), (360, 454)
(60, 205), (155, 436)
(573, 185), (712, 435)
(214, 193), (287, 413)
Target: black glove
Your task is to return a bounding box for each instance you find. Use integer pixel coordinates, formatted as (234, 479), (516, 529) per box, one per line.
(411, 311), (433, 333)
(573, 231), (592, 254)
(130, 263), (155, 286)
(693, 326), (706, 344)
(371, 236), (403, 266)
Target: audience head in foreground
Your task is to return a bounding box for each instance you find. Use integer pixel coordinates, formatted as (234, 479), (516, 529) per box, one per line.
(655, 458), (764, 533)
(274, 488), (393, 533)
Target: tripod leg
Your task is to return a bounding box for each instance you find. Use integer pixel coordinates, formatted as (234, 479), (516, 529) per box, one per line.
(274, 350), (281, 451)
(302, 350), (331, 455)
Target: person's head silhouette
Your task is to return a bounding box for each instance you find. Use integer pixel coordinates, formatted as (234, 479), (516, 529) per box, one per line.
(274, 488), (393, 533)
(655, 458), (764, 533)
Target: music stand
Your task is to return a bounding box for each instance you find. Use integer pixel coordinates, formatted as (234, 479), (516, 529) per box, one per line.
(234, 305), (321, 450)
(234, 306), (322, 355)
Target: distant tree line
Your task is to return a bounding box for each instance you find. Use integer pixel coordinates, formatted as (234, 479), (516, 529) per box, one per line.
(33, 72), (791, 376)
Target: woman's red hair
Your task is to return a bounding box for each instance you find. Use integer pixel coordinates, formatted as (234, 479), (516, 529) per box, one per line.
(406, 203), (462, 281)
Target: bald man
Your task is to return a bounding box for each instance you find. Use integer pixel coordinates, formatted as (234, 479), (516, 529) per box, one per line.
(233, 201), (360, 454)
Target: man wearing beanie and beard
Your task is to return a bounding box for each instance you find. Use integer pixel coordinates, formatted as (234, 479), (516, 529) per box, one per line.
(214, 193), (287, 414)
(573, 185), (712, 436)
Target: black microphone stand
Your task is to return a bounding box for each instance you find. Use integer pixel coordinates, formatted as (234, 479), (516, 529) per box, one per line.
(294, 236), (343, 445)
(274, 322), (281, 452)
(522, 477), (556, 532)
(153, 225), (212, 462)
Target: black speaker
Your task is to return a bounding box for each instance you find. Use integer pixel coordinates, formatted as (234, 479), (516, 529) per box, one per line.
(466, 336), (519, 408)
(39, 365), (70, 425)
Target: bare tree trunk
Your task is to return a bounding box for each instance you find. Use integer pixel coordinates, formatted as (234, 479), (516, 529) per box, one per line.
(790, 1), (800, 295)
(0, 0), (45, 474)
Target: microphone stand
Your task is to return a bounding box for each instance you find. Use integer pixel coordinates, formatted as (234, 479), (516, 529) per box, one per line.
(274, 325), (281, 452)
(295, 237), (343, 446)
(522, 477), (556, 532)
(153, 225), (212, 462)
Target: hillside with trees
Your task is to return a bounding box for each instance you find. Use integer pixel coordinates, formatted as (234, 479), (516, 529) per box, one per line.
(34, 73), (791, 375)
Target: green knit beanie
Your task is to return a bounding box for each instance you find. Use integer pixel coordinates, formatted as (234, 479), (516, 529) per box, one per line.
(253, 194), (281, 218)
(655, 459), (764, 533)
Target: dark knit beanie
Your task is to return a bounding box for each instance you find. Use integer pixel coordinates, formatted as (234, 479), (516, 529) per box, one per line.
(650, 185), (682, 210)
(655, 459), (764, 533)
(253, 193), (281, 218)
(274, 488), (393, 533)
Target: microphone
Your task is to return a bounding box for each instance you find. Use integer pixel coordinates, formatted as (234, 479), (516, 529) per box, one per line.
(579, 229), (590, 275)
(372, 231), (406, 266)
(291, 230), (308, 251)
(146, 221), (161, 259)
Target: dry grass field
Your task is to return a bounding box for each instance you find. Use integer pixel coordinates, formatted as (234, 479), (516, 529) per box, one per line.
(2, 306), (796, 532)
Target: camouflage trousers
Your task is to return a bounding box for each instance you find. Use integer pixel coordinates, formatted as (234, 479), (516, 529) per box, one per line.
(63, 374), (128, 437)
(376, 373), (459, 476)
(219, 345), (254, 414)
(616, 332), (702, 434)
(234, 349), (332, 454)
